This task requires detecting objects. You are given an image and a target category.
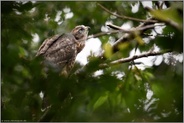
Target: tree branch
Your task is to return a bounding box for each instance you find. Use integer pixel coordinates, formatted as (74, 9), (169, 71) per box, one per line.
(100, 50), (172, 68)
(97, 3), (158, 23)
(88, 23), (164, 39)
(106, 23), (165, 33)
(109, 22), (164, 53)
(94, 3), (173, 59)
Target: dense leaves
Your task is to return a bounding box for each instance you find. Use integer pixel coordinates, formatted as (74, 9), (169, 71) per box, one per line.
(1, 1), (183, 122)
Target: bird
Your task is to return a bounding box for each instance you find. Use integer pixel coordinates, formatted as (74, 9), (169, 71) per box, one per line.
(36, 25), (90, 76)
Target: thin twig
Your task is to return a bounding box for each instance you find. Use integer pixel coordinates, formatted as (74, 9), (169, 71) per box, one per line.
(38, 108), (51, 122)
(88, 30), (120, 39)
(160, 1), (165, 9)
(100, 50), (171, 67)
(97, 3), (158, 23)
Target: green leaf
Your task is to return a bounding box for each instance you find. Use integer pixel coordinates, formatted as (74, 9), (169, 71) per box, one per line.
(103, 43), (113, 58)
(93, 93), (108, 110)
(149, 8), (182, 30)
(18, 46), (28, 58)
(134, 34), (144, 45)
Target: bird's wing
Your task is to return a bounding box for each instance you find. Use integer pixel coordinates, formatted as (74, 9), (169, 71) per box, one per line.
(36, 34), (62, 57)
(42, 33), (78, 68)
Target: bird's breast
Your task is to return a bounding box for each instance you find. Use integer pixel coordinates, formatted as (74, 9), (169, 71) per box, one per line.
(76, 41), (85, 53)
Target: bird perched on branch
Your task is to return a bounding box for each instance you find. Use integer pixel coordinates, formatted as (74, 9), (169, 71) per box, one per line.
(36, 25), (90, 76)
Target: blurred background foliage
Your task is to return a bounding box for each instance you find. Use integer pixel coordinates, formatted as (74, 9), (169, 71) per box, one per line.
(1, 1), (183, 122)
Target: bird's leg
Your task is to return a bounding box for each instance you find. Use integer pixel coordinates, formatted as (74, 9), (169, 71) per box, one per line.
(60, 70), (68, 77)
(41, 92), (51, 112)
(59, 67), (69, 77)
(60, 62), (75, 77)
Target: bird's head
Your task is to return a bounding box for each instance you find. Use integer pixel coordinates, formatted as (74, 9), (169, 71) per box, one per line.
(71, 25), (90, 40)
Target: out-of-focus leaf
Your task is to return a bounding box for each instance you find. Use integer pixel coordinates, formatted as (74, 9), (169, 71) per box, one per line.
(149, 8), (182, 30)
(93, 93), (108, 110)
(118, 42), (130, 50)
(103, 43), (113, 58)
(154, 26), (182, 52)
(18, 46), (28, 58)
(135, 34), (145, 45)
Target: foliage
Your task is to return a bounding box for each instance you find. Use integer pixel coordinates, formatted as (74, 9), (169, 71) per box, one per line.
(1, 1), (183, 122)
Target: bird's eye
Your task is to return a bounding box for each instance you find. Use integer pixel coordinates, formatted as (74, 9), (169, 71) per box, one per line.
(79, 28), (84, 33)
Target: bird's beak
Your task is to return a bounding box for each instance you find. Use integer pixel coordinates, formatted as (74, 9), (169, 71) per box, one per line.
(85, 26), (90, 30)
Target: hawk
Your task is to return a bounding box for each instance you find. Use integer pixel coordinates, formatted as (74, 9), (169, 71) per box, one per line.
(36, 25), (90, 75)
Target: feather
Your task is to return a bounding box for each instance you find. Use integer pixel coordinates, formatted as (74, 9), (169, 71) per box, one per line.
(36, 34), (62, 56)
(36, 25), (89, 74)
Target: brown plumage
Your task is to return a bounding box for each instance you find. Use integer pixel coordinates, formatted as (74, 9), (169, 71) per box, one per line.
(36, 25), (90, 75)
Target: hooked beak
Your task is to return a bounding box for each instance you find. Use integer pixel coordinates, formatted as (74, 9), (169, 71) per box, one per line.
(85, 26), (90, 30)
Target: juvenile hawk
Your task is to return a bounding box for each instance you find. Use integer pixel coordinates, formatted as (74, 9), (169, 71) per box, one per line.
(36, 25), (90, 75)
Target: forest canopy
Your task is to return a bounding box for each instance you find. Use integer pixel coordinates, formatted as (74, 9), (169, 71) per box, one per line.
(1, 1), (183, 122)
